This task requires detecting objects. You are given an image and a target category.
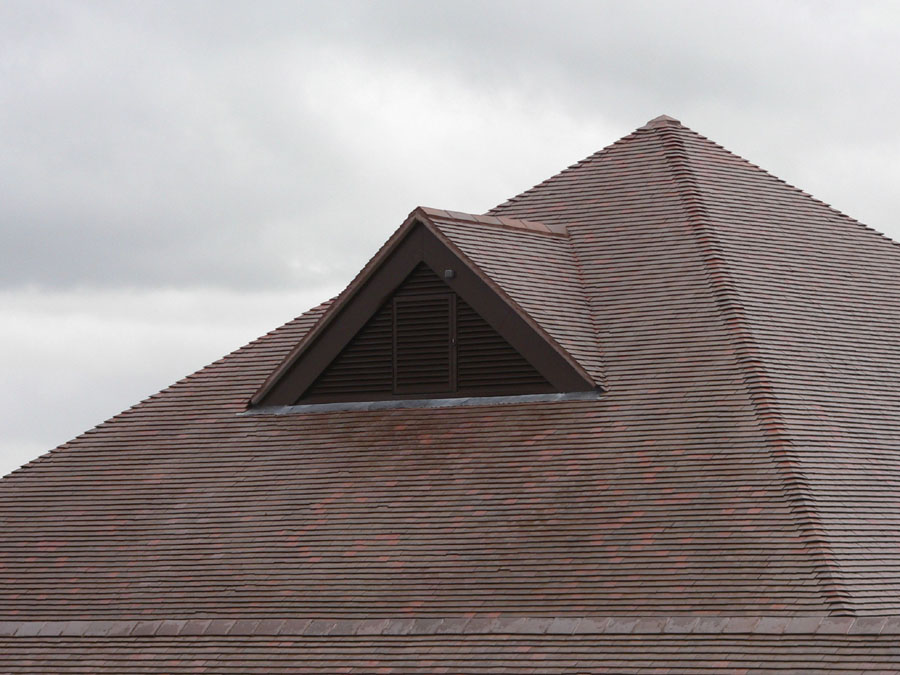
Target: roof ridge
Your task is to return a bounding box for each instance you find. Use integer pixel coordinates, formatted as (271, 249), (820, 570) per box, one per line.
(656, 122), (854, 616)
(492, 115), (899, 251)
(420, 207), (568, 236)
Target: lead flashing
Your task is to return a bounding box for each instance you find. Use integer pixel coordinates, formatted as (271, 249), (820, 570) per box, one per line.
(245, 389), (602, 416)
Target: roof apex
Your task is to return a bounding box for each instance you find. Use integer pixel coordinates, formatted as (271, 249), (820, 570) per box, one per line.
(642, 113), (682, 128)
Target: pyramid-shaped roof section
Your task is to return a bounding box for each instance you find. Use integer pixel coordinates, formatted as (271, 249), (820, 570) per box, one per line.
(4, 115), (900, 669)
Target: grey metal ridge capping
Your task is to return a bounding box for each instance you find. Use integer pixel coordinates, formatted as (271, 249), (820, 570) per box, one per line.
(243, 389), (602, 416)
(0, 616), (897, 638)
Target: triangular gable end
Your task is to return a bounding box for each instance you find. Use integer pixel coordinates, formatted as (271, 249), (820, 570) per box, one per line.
(302, 263), (556, 402)
(252, 209), (597, 407)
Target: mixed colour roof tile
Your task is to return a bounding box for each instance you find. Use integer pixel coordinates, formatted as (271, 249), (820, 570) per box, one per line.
(3, 115), (900, 670)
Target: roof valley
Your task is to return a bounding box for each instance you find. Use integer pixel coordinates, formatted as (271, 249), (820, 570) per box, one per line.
(656, 119), (853, 616)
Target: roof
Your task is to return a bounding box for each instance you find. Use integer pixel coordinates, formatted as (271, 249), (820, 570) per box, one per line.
(3, 115), (900, 670)
(2, 617), (899, 673)
(425, 208), (605, 384)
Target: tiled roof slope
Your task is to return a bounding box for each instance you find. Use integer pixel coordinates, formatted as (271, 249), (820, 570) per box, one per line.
(0, 302), (824, 615)
(492, 115), (900, 615)
(423, 208), (605, 383)
(2, 115), (900, 669)
(1, 617), (899, 673)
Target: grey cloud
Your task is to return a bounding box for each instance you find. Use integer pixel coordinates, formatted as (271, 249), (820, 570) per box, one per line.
(3, 0), (900, 474)
(0, 285), (336, 477)
(1, 2), (396, 289)
(1, 0), (899, 291)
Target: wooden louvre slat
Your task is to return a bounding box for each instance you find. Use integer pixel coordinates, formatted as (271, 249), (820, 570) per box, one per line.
(456, 298), (552, 393)
(301, 305), (394, 400)
(394, 293), (453, 394)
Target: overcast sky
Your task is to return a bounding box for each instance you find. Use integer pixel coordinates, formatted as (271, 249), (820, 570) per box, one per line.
(2, 0), (900, 476)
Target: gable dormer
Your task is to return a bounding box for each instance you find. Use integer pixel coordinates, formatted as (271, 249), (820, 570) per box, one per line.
(251, 208), (600, 407)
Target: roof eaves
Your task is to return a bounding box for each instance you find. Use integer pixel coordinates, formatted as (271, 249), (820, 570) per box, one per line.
(420, 206), (568, 236)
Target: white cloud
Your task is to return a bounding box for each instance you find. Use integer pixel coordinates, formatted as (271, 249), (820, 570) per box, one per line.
(2, 0), (900, 472)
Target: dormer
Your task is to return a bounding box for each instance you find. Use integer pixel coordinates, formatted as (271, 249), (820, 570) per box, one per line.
(251, 208), (602, 407)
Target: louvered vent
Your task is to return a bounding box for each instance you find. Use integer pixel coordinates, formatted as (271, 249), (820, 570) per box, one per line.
(301, 264), (552, 402)
(456, 298), (551, 393)
(395, 263), (447, 295)
(301, 305), (393, 400)
(394, 294), (453, 393)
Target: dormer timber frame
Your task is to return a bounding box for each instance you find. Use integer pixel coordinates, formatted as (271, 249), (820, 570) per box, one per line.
(251, 208), (597, 407)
